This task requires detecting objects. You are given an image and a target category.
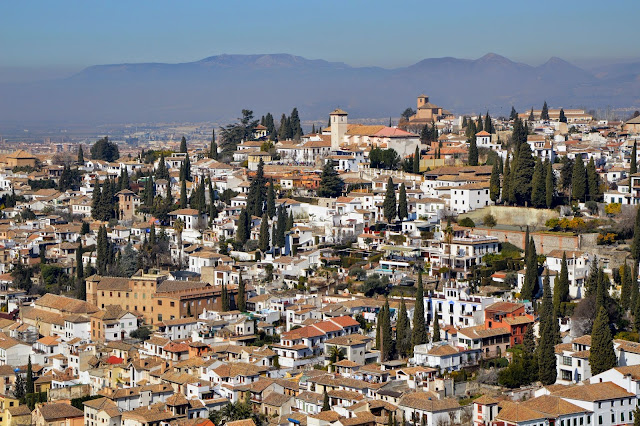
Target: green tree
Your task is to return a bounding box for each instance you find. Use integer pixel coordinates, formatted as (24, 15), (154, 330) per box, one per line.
(179, 136), (187, 153)
(632, 207), (640, 261)
(621, 263), (632, 311)
(237, 272), (246, 312)
(179, 179), (187, 208)
(531, 158), (546, 208)
(521, 237), (538, 300)
(209, 129), (218, 159)
(221, 284), (230, 312)
(502, 154), (512, 204)
(431, 313), (440, 342)
(247, 159), (267, 217)
(468, 138), (478, 166)
(259, 214), (270, 252)
(541, 101), (549, 120)
(413, 145), (420, 173)
(381, 299), (393, 361)
(484, 111), (493, 133)
(76, 241), (84, 281)
(538, 271), (557, 385)
(383, 177), (397, 223)
(220, 110), (259, 156)
(528, 107), (535, 121)
(489, 162), (500, 202)
(396, 298), (412, 357)
(90, 137), (119, 162)
(77, 145), (84, 164)
(156, 153), (169, 180)
(96, 225), (109, 275)
(513, 140), (535, 206)
(559, 108), (567, 123)
(26, 356), (34, 395)
(585, 257), (599, 297)
(553, 252), (569, 313)
(586, 157), (600, 202)
(632, 142), (638, 175)
(236, 209), (250, 245)
(275, 207), (286, 248)
(523, 325), (535, 354)
(589, 306), (616, 375)
(322, 389), (330, 411)
(266, 181), (276, 218)
(633, 406), (640, 426)
(571, 156), (587, 202)
(397, 183), (408, 221)
(509, 106), (518, 121)
(412, 271), (428, 346)
(317, 160), (344, 198)
(545, 159), (554, 208)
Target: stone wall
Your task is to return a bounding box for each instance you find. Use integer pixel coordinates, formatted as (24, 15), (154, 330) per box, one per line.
(473, 228), (580, 255)
(460, 205), (559, 227)
(49, 384), (91, 401)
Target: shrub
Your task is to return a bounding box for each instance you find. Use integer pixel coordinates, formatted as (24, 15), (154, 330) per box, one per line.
(458, 217), (475, 227)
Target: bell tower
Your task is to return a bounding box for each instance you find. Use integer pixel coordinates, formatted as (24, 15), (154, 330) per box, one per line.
(330, 108), (348, 151)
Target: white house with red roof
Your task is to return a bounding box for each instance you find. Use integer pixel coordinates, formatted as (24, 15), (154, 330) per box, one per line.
(272, 316), (360, 368)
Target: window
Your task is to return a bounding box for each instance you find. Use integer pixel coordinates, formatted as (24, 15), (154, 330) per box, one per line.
(562, 356), (572, 366)
(158, 300), (162, 306)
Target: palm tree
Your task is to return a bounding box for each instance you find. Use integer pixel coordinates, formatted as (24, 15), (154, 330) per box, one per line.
(328, 346), (345, 371)
(173, 218), (184, 269)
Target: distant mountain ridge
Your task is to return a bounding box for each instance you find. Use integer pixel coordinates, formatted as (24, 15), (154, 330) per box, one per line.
(1, 52), (638, 125)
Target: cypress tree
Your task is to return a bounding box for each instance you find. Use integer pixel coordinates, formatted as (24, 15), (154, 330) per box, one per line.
(266, 181), (276, 218)
(275, 207), (286, 248)
(76, 241), (83, 281)
(633, 406), (640, 426)
(634, 294), (640, 332)
(322, 389), (330, 411)
(236, 209), (249, 245)
(545, 159), (554, 208)
(589, 306), (616, 375)
(26, 355), (34, 395)
(553, 252), (569, 313)
(632, 142), (638, 175)
(541, 101), (549, 120)
(531, 157), (546, 208)
(156, 153), (169, 180)
(621, 263), (632, 311)
(521, 237), (538, 300)
(468, 138), (478, 166)
(210, 129), (218, 160)
(509, 106), (518, 121)
(632, 207), (640, 261)
(586, 157), (600, 202)
(221, 284), (229, 311)
(502, 154), (511, 205)
(247, 159), (267, 217)
(559, 108), (567, 123)
(237, 272), (246, 312)
(179, 179), (187, 208)
(632, 263), (639, 313)
(397, 183), (408, 221)
(412, 271), (428, 346)
(489, 162), (500, 202)
(523, 325), (535, 355)
(413, 145), (420, 173)
(96, 226), (108, 275)
(381, 299), (392, 361)
(286, 211), (294, 231)
(383, 177), (397, 223)
(376, 305), (382, 350)
(77, 145), (84, 164)
(180, 136), (187, 153)
(528, 107), (535, 121)
(571, 156), (587, 202)
(431, 313), (440, 342)
(524, 226), (530, 259)
(538, 271), (557, 385)
(513, 140), (535, 206)
(585, 257), (599, 297)
(259, 214), (270, 252)
(396, 298), (412, 358)
(484, 111), (493, 134)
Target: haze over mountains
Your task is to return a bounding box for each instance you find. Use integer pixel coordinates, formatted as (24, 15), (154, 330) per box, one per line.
(1, 53), (639, 125)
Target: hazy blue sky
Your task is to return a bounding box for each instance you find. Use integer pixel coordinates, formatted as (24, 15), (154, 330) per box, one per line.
(2, 0), (639, 75)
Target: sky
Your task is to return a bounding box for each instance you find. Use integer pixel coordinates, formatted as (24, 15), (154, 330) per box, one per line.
(1, 0), (639, 81)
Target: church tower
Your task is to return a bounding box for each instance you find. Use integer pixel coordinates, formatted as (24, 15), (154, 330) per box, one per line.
(330, 108), (348, 151)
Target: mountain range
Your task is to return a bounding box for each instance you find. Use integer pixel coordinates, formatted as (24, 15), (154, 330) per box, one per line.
(1, 53), (639, 125)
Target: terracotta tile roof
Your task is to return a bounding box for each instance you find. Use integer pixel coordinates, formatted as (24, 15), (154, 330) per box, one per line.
(551, 382), (634, 401)
(35, 293), (99, 314)
(262, 392), (292, 407)
(226, 420), (256, 426)
(400, 393), (459, 412)
(521, 395), (589, 417)
(37, 403), (84, 421)
(495, 401), (548, 423)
